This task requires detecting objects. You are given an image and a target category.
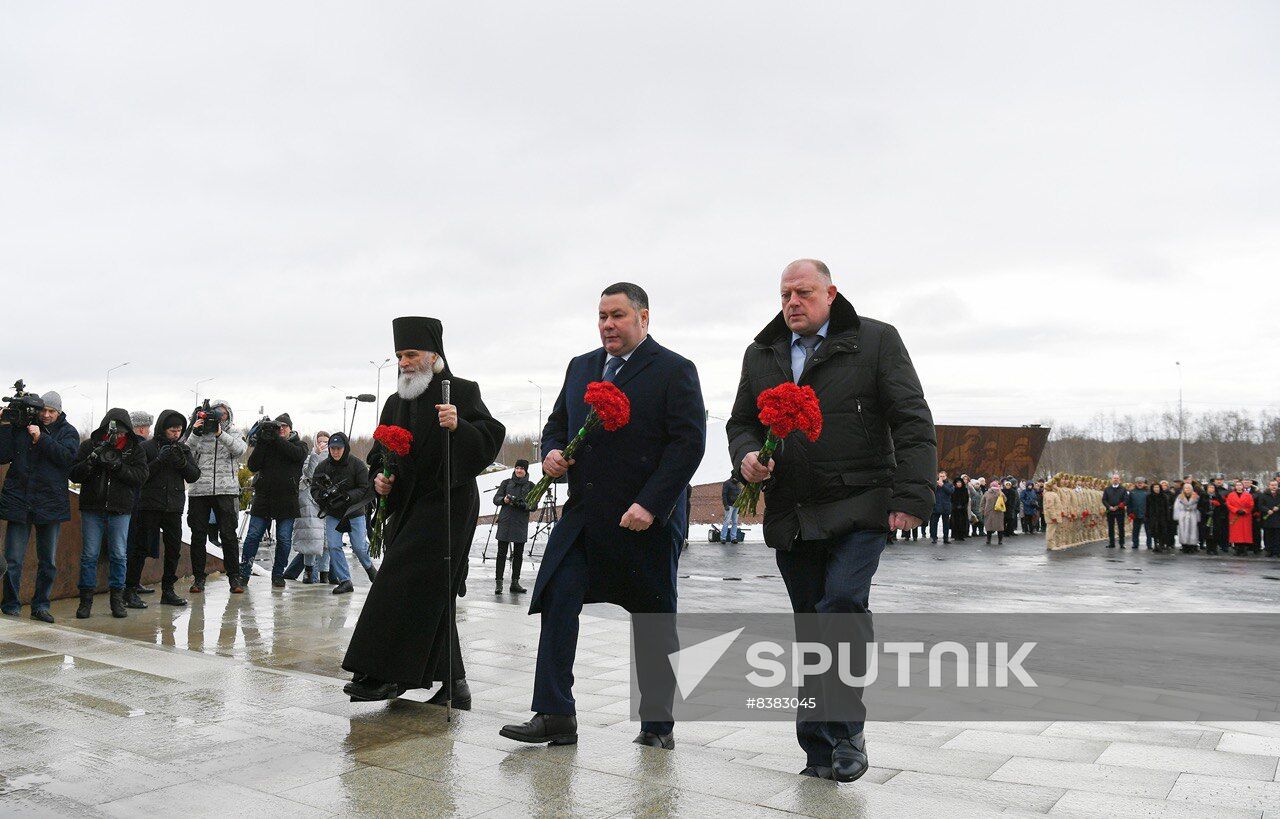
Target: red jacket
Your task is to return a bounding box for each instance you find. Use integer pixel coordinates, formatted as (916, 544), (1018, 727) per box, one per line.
(1226, 490), (1255, 544)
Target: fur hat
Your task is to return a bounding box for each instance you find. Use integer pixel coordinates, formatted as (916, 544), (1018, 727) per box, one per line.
(130, 410), (154, 428)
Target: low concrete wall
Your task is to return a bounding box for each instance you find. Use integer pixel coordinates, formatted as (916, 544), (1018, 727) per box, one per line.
(1, 466), (225, 600)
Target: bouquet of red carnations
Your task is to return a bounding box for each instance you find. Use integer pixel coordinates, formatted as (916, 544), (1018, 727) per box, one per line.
(733, 382), (823, 516)
(525, 381), (631, 509)
(368, 424), (413, 558)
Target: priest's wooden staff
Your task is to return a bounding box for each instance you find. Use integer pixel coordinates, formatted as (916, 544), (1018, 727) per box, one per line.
(442, 379), (454, 723)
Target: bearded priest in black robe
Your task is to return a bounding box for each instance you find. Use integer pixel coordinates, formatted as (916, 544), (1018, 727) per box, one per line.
(343, 316), (505, 704)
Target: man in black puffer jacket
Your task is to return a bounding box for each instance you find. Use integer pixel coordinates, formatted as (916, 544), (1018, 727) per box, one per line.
(240, 413), (308, 587)
(727, 259), (936, 784)
(312, 432), (374, 594)
(68, 408), (149, 619)
(125, 410), (200, 608)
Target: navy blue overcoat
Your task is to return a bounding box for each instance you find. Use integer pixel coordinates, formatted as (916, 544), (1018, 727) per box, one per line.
(529, 336), (705, 614)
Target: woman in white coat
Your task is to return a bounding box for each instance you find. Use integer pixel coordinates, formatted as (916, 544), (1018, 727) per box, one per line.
(282, 433), (331, 583)
(1172, 484), (1201, 551)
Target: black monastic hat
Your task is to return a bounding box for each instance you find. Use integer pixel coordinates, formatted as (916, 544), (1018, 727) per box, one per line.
(393, 316), (445, 355)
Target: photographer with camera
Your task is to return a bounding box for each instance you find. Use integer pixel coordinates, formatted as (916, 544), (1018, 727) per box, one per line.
(186, 399), (247, 594)
(491, 459), (532, 594)
(240, 413), (307, 587)
(68, 408), (149, 618)
(1, 388), (79, 623)
(312, 432), (375, 595)
(124, 410), (200, 608)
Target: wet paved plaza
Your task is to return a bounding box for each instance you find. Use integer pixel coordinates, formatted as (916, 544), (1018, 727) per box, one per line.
(2, 531), (1279, 816)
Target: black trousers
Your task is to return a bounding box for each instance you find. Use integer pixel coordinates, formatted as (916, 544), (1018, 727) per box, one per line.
(1107, 511), (1126, 545)
(187, 495), (240, 580)
(495, 541), (524, 584)
(126, 510), (183, 588)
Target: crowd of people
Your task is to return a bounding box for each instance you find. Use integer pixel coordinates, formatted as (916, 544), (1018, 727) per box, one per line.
(0, 391), (482, 622)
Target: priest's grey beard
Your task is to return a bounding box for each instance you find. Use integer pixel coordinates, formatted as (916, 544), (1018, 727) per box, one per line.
(397, 368), (434, 401)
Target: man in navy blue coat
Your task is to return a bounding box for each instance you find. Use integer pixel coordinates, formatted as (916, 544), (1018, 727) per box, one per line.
(500, 282), (706, 750)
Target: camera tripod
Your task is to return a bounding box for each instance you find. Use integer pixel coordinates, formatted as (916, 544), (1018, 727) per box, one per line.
(526, 483), (559, 561)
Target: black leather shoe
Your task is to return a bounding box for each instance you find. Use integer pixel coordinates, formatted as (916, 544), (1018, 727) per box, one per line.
(499, 713), (578, 745)
(633, 731), (674, 750)
(272, 576), (286, 588)
(134, 585), (156, 595)
(509, 581), (527, 594)
(332, 580), (354, 595)
(831, 735), (868, 783)
(346, 678), (406, 701)
(31, 609), (54, 624)
(426, 679), (471, 710)
(124, 589), (148, 609)
(160, 586), (188, 606)
(800, 766), (833, 779)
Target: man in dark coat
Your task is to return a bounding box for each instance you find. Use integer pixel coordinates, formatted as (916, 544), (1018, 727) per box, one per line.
(500, 282), (706, 750)
(239, 413), (307, 586)
(1102, 474), (1129, 548)
(727, 259), (935, 782)
(492, 459), (533, 594)
(343, 316), (505, 706)
(1258, 479), (1280, 558)
(125, 409), (200, 608)
(69, 408), (149, 619)
(1, 391), (79, 623)
(314, 431), (375, 594)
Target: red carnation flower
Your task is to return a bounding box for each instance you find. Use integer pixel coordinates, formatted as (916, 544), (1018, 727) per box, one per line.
(584, 381), (631, 431)
(374, 424), (413, 457)
(757, 382), (823, 442)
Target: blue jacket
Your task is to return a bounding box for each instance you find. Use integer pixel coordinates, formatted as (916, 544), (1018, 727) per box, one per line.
(529, 336), (706, 615)
(1019, 487), (1040, 514)
(0, 413), (80, 525)
(932, 481), (954, 514)
(1127, 487), (1150, 518)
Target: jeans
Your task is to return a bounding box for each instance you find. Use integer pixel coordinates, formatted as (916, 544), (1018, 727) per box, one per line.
(775, 528), (886, 767)
(79, 512), (130, 590)
(3, 521), (60, 612)
(1131, 517), (1150, 548)
(326, 515), (371, 583)
(721, 507), (740, 542)
(928, 512), (950, 541)
(240, 516), (295, 579)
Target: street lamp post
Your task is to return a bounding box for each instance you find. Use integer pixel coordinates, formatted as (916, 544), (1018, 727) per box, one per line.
(370, 358), (392, 409)
(528, 379), (543, 463)
(193, 377), (214, 405)
(105, 361), (129, 409)
(1176, 361), (1184, 477)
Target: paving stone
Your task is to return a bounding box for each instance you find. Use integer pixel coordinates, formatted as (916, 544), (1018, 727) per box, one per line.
(1041, 722), (1221, 749)
(879, 770), (1065, 812)
(280, 765), (513, 817)
(942, 728), (1108, 762)
(1095, 741), (1279, 780)
(990, 757), (1180, 800)
(1167, 772), (1280, 813)
(1049, 787), (1263, 818)
(762, 777), (1005, 818)
(97, 778), (328, 817)
(1217, 731), (1280, 758)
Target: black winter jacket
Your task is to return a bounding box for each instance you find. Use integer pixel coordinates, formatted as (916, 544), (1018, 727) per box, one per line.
(727, 294), (936, 549)
(313, 448), (371, 521)
(1257, 489), (1280, 529)
(0, 411), (79, 524)
(68, 408), (149, 515)
(247, 431), (308, 519)
(138, 409), (201, 514)
(1102, 485), (1129, 512)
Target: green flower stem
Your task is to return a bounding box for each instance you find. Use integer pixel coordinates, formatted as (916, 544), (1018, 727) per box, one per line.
(525, 412), (601, 509)
(733, 432), (780, 517)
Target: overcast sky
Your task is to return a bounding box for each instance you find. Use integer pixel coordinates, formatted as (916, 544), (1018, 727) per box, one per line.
(3, 2), (1278, 476)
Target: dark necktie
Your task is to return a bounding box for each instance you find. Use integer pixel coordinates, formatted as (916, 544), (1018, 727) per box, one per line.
(603, 356), (623, 382)
(795, 334), (822, 381)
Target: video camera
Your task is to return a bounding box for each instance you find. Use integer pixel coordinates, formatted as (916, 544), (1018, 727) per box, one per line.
(192, 400), (226, 436)
(88, 420), (124, 470)
(249, 416), (280, 446)
(1, 380), (45, 427)
(309, 473), (368, 520)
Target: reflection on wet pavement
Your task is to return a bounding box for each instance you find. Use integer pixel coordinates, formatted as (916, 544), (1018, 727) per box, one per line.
(0, 537), (1276, 816)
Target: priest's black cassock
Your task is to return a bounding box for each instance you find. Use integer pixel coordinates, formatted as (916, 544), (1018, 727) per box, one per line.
(342, 317), (505, 690)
